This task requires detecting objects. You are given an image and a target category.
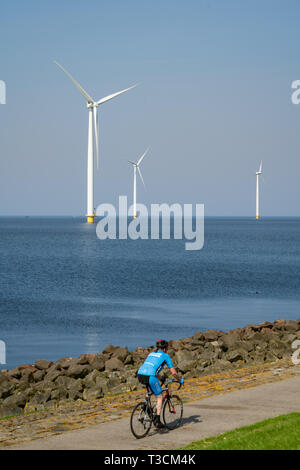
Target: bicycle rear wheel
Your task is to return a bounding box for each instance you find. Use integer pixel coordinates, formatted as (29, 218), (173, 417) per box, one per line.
(162, 394), (183, 430)
(130, 402), (152, 439)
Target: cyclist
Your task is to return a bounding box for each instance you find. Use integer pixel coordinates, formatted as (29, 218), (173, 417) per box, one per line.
(137, 339), (184, 429)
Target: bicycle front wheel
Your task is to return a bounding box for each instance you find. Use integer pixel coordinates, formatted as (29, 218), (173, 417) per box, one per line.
(162, 394), (183, 430)
(130, 402), (152, 439)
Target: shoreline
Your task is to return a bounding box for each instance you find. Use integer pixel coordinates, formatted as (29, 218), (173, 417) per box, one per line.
(0, 317), (299, 420)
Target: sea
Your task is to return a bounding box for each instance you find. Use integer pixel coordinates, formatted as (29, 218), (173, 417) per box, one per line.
(0, 216), (299, 369)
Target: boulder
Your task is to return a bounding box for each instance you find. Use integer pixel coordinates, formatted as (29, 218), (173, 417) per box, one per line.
(226, 350), (244, 363)
(204, 330), (221, 342)
(35, 359), (53, 370)
(50, 387), (68, 401)
(112, 347), (128, 362)
(0, 403), (21, 418)
(55, 357), (74, 369)
(102, 344), (118, 355)
(44, 367), (62, 383)
(105, 357), (125, 372)
(89, 354), (105, 371)
(124, 354), (134, 366)
(2, 390), (30, 408)
(83, 386), (103, 401)
(175, 350), (196, 374)
(67, 364), (92, 379)
(219, 332), (240, 351)
(0, 373), (16, 399)
(285, 320), (299, 332)
(193, 332), (206, 342)
(28, 389), (52, 405)
(77, 354), (96, 365)
(33, 369), (46, 382)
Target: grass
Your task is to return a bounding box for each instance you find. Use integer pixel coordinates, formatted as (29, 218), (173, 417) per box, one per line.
(181, 413), (300, 450)
(0, 408), (47, 421)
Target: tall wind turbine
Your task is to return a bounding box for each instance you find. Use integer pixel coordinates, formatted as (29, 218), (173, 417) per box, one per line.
(128, 148), (149, 218)
(256, 160), (263, 219)
(54, 61), (138, 223)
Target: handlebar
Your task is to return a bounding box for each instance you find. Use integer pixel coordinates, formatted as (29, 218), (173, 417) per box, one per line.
(164, 378), (183, 390)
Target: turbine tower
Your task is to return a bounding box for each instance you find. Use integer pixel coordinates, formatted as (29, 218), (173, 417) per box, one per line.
(256, 160), (263, 220)
(55, 61), (138, 223)
(128, 148), (149, 218)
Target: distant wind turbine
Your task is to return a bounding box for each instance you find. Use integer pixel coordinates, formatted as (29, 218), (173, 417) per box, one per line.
(256, 160), (263, 219)
(128, 148), (149, 218)
(54, 61), (138, 223)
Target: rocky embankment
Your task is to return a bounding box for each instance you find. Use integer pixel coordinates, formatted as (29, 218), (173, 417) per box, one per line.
(0, 318), (299, 418)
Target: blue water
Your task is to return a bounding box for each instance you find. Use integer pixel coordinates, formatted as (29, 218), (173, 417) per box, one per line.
(0, 217), (299, 369)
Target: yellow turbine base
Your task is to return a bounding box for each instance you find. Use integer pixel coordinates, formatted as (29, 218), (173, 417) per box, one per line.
(133, 215), (137, 219)
(256, 215), (260, 220)
(86, 215), (95, 224)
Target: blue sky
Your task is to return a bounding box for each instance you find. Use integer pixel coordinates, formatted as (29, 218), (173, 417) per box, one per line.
(1, 0), (300, 216)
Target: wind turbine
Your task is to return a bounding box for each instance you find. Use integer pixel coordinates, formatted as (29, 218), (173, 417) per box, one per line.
(54, 61), (138, 223)
(256, 160), (263, 219)
(128, 148), (149, 218)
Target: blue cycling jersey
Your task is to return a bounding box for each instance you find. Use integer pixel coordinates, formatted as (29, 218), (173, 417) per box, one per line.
(138, 350), (173, 377)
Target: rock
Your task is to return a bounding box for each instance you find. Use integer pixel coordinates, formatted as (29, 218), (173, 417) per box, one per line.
(83, 370), (103, 388)
(112, 347), (128, 362)
(19, 368), (35, 384)
(89, 354), (105, 371)
(35, 359), (53, 370)
(227, 350), (244, 363)
(124, 354), (134, 365)
(83, 386), (103, 401)
(3, 390), (30, 408)
(204, 330), (221, 342)
(0, 373), (16, 399)
(55, 357), (74, 369)
(77, 354), (96, 365)
(6, 367), (22, 380)
(175, 350), (196, 374)
(44, 367), (62, 383)
(67, 364), (92, 379)
(103, 344), (118, 355)
(50, 387), (68, 401)
(193, 332), (206, 342)
(285, 320), (299, 332)
(33, 369), (46, 382)
(105, 357), (125, 372)
(0, 404), (21, 418)
(28, 389), (51, 405)
(220, 332), (240, 351)
(259, 321), (273, 330)
(168, 340), (181, 351)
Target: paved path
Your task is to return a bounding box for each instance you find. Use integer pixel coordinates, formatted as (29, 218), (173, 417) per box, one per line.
(7, 375), (300, 450)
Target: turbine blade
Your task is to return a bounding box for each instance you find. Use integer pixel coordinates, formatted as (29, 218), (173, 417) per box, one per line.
(259, 160), (263, 173)
(93, 107), (99, 169)
(137, 147), (150, 166)
(54, 61), (95, 103)
(96, 83), (139, 106)
(128, 160), (136, 166)
(137, 167), (146, 188)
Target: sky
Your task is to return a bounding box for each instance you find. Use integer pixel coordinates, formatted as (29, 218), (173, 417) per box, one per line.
(0, 0), (300, 216)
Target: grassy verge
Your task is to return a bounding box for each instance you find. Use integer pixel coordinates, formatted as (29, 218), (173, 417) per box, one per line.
(181, 413), (300, 450)
(0, 408), (47, 421)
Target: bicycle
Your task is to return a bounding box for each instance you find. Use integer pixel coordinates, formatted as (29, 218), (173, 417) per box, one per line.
(130, 377), (184, 439)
